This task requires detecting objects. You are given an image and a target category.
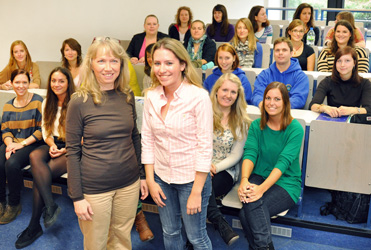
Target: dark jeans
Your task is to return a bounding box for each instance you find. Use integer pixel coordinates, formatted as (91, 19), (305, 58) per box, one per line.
(207, 170), (234, 223)
(239, 174), (295, 250)
(0, 141), (43, 205)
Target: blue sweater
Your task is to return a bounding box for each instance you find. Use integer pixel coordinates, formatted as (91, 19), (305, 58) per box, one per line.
(251, 58), (309, 109)
(203, 67), (252, 104)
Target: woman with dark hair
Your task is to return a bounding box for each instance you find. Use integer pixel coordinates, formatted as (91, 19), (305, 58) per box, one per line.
(206, 4), (234, 42)
(15, 67), (75, 248)
(184, 20), (217, 68)
(287, 19), (315, 71)
(204, 43), (252, 104)
(61, 38), (82, 87)
(310, 46), (371, 117)
(0, 41), (40, 89)
(207, 73), (251, 246)
(127, 14), (168, 65)
(292, 3), (320, 45)
(169, 6), (193, 43)
(232, 18), (263, 68)
(0, 69), (43, 224)
(143, 44), (155, 92)
(238, 81), (304, 250)
(317, 20), (369, 73)
(248, 6), (273, 44)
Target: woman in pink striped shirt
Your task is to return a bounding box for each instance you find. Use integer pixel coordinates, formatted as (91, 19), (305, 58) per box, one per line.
(141, 38), (213, 250)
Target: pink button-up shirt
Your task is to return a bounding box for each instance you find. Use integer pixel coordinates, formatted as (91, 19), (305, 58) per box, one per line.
(141, 82), (213, 184)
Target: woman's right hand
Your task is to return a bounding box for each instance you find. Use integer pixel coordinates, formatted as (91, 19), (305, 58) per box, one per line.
(210, 164), (217, 177)
(130, 57), (139, 65)
(73, 199), (94, 221)
(323, 105), (340, 117)
(1, 80), (12, 90)
(238, 178), (251, 203)
(147, 180), (166, 207)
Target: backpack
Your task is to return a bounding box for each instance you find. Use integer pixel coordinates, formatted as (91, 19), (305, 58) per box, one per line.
(320, 191), (370, 224)
(348, 114), (371, 125)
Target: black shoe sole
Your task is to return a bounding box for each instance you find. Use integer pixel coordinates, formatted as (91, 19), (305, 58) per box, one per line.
(15, 230), (43, 249)
(44, 206), (61, 228)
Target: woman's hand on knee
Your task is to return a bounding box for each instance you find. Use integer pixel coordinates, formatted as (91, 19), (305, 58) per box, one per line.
(147, 181), (166, 207)
(74, 199), (94, 221)
(186, 192), (202, 215)
(238, 179), (251, 203)
(246, 184), (264, 203)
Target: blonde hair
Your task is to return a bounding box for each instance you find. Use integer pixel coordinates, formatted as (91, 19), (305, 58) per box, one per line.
(150, 38), (202, 89)
(210, 73), (251, 140)
(232, 18), (257, 52)
(8, 40), (33, 72)
(75, 37), (131, 104)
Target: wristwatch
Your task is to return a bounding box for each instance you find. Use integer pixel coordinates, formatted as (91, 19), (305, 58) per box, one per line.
(21, 140), (27, 147)
(357, 108), (361, 114)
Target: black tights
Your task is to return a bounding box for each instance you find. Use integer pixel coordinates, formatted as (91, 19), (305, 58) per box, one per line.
(28, 145), (67, 228)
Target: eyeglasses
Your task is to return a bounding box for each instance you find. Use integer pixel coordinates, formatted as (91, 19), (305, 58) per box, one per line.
(92, 37), (121, 44)
(291, 29), (304, 34)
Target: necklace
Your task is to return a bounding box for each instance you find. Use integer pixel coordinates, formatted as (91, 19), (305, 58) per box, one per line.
(292, 42), (303, 56)
(15, 92), (30, 133)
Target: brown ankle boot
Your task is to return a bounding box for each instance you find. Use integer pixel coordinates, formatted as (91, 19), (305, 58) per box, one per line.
(135, 210), (154, 242)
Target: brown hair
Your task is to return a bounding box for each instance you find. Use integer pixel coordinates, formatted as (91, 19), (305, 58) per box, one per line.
(337, 12), (356, 30)
(332, 46), (361, 86)
(8, 40), (33, 72)
(248, 6), (270, 33)
(330, 20), (354, 55)
(287, 19), (305, 39)
(10, 69), (30, 82)
(215, 43), (239, 71)
(293, 3), (315, 29)
(61, 38), (82, 69)
(260, 81), (293, 131)
(175, 6), (193, 26)
(232, 18), (257, 52)
(44, 67), (75, 141)
(208, 4), (230, 37)
(273, 37), (293, 52)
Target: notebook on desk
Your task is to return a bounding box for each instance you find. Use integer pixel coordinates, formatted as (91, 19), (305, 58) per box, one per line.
(316, 113), (350, 122)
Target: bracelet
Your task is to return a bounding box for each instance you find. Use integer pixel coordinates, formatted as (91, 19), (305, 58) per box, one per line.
(21, 140), (27, 147)
(357, 107), (361, 114)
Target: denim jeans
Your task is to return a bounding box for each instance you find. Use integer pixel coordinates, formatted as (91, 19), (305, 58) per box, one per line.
(239, 174), (295, 250)
(155, 174), (212, 250)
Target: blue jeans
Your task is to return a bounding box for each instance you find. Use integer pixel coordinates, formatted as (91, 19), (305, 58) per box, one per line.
(155, 174), (212, 250)
(239, 174), (295, 250)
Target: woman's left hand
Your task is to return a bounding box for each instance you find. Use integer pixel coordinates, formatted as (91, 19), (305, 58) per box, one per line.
(5, 143), (23, 159)
(338, 106), (356, 116)
(245, 184), (264, 203)
(49, 147), (66, 158)
(140, 179), (149, 200)
(186, 192), (202, 215)
(138, 57), (145, 64)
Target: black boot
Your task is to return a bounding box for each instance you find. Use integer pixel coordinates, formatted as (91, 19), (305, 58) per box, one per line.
(214, 217), (239, 246)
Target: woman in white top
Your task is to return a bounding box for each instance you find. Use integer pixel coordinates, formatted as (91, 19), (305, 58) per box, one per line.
(61, 38), (82, 88)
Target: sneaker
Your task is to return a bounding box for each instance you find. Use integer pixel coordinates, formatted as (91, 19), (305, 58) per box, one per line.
(0, 204), (22, 224)
(0, 202), (6, 218)
(215, 217), (239, 246)
(15, 225), (43, 249)
(43, 204), (61, 228)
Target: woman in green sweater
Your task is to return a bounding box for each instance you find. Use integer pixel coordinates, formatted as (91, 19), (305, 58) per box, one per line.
(238, 81), (304, 250)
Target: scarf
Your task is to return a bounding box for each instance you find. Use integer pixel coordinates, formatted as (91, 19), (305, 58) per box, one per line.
(187, 34), (207, 60)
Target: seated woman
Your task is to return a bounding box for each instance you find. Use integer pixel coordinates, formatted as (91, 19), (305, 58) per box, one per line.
(207, 73), (250, 246)
(292, 3), (320, 45)
(15, 67), (75, 249)
(286, 19), (315, 71)
(317, 20), (369, 73)
(127, 15), (168, 65)
(0, 41), (40, 89)
(142, 44), (154, 93)
(0, 69), (44, 225)
(169, 6), (192, 44)
(206, 4), (234, 42)
(61, 38), (82, 88)
(238, 81), (304, 250)
(204, 44), (252, 104)
(325, 11), (365, 48)
(231, 18), (263, 68)
(248, 6), (273, 44)
(184, 20), (217, 68)
(310, 46), (371, 117)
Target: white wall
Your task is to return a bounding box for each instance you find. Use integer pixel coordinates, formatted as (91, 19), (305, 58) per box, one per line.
(0, 0), (264, 67)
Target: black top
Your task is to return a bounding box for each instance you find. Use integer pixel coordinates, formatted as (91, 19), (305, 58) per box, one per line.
(293, 44), (314, 70)
(168, 25), (191, 43)
(309, 76), (371, 114)
(126, 32), (169, 58)
(183, 36), (217, 63)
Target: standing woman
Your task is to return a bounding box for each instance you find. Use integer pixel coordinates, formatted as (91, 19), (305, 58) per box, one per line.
(66, 38), (145, 249)
(248, 6), (273, 44)
(0, 41), (41, 90)
(15, 67), (75, 249)
(287, 19), (315, 71)
(206, 4), (235, 42)
(317, 20), (369, 73)
(292, 3), (320, 45)
(142, 38), (213, 250)
(310, 46), (371, 117)
(61, 38), (82, 88)
(204, 43), (252, 104)
(232, 18), (263, 68)
(169, 6), (193, 44)
(184, 20), (217, 68)
(207, 73), (250, 246)
(238, 82), (304, 250)
(0, 69), (43, 224)
(127, 15), (168, 65)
